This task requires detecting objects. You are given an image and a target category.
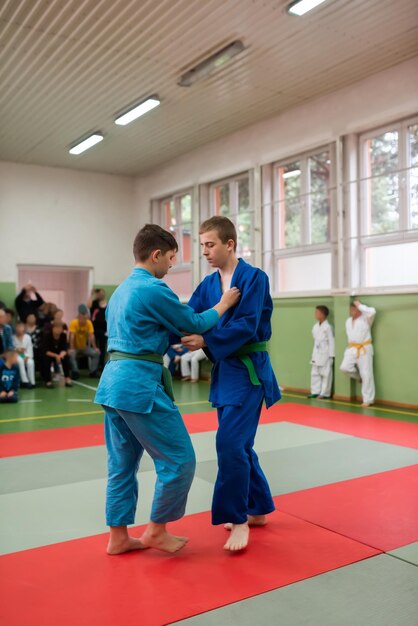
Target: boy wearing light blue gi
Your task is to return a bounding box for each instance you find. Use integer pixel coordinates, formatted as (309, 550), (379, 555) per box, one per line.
(95, 225), (240, 555)
(182, 217), (281, 552)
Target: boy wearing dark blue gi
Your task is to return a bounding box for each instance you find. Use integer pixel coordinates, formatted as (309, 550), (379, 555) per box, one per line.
(182, 217), (280, 551)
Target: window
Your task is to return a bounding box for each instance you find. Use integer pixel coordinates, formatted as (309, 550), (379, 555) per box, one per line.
(265, 145), (335, 293)
(210, 175), (254, 261)
(361, 119), (418, 235)
(359, 118), (418, 288)
(161, 193), (192, 264)
(153, 190), (193, 297)
(276, 148), (332, 249)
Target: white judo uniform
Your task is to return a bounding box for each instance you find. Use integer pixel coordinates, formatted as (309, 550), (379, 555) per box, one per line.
(340, 304), (376, 405)
(310, 320), (335, 397)
(13, 332), (35, 386)
(180, 348), (207, 381)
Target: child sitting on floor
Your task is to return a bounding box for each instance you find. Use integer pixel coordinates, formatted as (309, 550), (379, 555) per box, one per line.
(0, 350), (20, 403)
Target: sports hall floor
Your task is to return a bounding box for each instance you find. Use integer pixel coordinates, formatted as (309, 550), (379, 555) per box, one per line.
(1, 378), (417, 626)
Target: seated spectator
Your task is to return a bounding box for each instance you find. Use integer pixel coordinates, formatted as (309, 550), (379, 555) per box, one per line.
(181, 348), (207, 383)
(15, 283), (44, 322)
(88, 288), (107, 371)
(165, 344), (188, 377)
(4, 308), (16, 330)
(68, 305), (100, 379)
(40, 321), (72, 388)
(0, 308), (14, 358)
(43, 309), (68, 334)
(25, 313), (42, 368)
(13, 321), (36, 388)
(37, 302), (58, 329)
(0, 350), (20, 403)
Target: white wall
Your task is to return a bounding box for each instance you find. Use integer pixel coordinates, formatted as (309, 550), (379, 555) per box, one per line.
(0, 162), (135, 285)
(134, 56), (418, 217)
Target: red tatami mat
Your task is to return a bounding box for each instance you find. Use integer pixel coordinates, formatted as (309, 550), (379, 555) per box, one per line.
(1, 402), (417, 458)
(280, 404), (418, 450)
(0, 504), (379, 626)
(280, 464), (418, 552)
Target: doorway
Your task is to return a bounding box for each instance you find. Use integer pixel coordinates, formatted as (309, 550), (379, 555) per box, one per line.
(17, 265), (92, 323)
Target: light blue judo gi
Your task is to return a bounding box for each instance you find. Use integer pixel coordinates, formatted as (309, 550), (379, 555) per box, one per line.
(188, 259), (281, 525)
(95, 267), (219, 526)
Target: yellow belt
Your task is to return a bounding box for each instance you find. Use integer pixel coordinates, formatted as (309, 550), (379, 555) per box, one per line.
(349, 340), (372, 358)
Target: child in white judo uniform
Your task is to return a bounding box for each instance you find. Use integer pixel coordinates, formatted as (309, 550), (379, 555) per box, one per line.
(340, 300), (376, 407)
(308, 305), (334, 399)
(13, 321), (36, 388)
(181, 348), (207, 382)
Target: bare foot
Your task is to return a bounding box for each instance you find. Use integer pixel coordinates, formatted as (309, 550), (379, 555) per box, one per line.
(190, 379), (199, 384)
(182, 376), (191, 381)
(140, 529), (189, 553)
(361, 402), (372, 407)
(107, 536), (148, 555)
(224, 514), (267, 530)
(224, 523), (249, 551)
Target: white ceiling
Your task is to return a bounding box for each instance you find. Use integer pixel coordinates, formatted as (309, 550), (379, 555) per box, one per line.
(0, 0), (417, 176)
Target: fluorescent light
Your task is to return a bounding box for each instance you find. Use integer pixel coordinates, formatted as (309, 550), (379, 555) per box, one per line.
(288, 0), (328, 16)
(114, 97), (160, 126)
(283, 169), (301, 179)
(178, 41), (245, 87)
(69, 133), (103, 155)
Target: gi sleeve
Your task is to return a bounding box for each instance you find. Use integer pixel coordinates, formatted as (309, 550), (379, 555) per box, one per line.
(12, 367), (20, 392)
(142, 282), (219, 336)
(327, 325), (335, 358)
(24, 334), (34, 360)
(202, 270), (268, 361)
(358, 304), (376, 326)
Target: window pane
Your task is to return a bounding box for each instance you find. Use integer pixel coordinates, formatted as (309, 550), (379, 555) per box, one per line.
(163, 199), (175, 227)
(238, 178), (250, 213)
(237, 213), (253, 259)
(366, 131), (400, 234)
(278, 161), (302, 248)
(214, 184), (230, 216)
(369, 173), (400, 234)
(409, 124), (418, 229)
(277, 253), (331, 291)
(181, 224), (192, 263)
(309, 151), (330, 244)
(364, 242), (418, 287)
(181, 193), (192, 223)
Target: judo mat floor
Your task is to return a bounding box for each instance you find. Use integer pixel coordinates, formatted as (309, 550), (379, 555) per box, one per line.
(0, 378), (417, 626)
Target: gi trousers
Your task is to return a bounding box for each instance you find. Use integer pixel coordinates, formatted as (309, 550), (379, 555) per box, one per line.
(212, 386), (275, 525)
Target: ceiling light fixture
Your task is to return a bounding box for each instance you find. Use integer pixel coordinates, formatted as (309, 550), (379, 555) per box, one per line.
(178, 40), (245, 87)
(287, 0), (328, 16)
(69, 133), (104, 155)
(114, 96), (160, 126)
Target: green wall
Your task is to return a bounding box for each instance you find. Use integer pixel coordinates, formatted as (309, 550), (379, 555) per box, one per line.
(270, 294), (418, 406)
(2, 280), (416, 406)
(93, 284), (118, 300)
(0, 282), (16, 309)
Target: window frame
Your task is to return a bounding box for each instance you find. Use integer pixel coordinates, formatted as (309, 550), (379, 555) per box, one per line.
(208, 172), (255, 261)
(267, 143), (336, 294)
(155, 189), (194, 273)
(358, 116), (418, 288)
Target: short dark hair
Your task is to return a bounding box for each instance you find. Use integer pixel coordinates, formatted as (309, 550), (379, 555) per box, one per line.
(199, 216), (237, 251)
(133, 224), (178, 261)
(15, 320), (25, 327)
(316, 305), (329, 317)
(4, 308), (15, 317)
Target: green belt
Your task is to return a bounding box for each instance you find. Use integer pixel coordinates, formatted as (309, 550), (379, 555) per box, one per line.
(233, 341), (268, 386)
(109, 351), (174, 401)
